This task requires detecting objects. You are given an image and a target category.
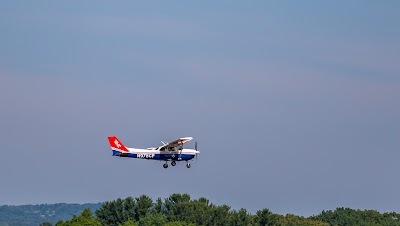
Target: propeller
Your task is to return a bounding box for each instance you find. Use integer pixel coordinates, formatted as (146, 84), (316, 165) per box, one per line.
(195, 141), (198, 160)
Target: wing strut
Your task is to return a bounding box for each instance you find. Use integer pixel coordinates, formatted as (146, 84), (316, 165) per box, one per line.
(178, 141), (183, 160)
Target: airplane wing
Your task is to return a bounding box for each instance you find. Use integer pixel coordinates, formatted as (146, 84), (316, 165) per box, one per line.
(160, 137), (193, 150)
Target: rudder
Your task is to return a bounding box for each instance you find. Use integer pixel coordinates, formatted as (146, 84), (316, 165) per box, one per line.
(108, 136), (129, 152)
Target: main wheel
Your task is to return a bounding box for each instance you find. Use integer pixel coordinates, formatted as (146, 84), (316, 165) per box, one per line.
(171, 161), (176, 166)
(186, 163), (191, 168)
(163, 163), (168, 168)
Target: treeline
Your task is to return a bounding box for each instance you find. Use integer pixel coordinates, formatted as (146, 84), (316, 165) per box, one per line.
(51, 193), (400, 226)
(0, 203), (101, 226)
(312, 208), (400, 226)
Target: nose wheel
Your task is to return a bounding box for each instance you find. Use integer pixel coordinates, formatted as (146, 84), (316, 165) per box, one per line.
(186, 162), (191, 168)
(171, 161), (176, 166)
(163, 163), (168, 168)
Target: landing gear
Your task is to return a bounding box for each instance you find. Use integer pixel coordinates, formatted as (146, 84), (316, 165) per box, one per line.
(171, 161), (176, 166)
(163, 163), (168, 168)
(186, 162), (191, 168)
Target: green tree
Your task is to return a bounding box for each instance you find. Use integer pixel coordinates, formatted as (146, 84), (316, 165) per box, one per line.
(138, 213), (166, 226)
(151, 198), (164, 215)
(254, 208), (279, 226)
(188, 197), (210, 225)
(164, 193), (192, 222)
(164, 221), (195, 226)
(96, 199), (126, 226)
(229, 208), (252, 226)
(119, 220), (138, 226)
(40, 222), (53, 226)
(123, 197), (136, 221)
(55, 208), (101, 226)
(311, 207), (400, 226)
(134, 195), (153, 221)
(55, 193), (400, 226)
(206, 204), (231, 225)
(279, 214), (328, 226)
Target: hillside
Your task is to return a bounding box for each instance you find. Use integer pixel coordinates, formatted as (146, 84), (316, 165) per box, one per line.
(0, 203), (102, 226)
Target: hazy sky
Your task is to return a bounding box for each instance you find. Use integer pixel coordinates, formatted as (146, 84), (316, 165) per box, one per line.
(0, 1), (399, 216)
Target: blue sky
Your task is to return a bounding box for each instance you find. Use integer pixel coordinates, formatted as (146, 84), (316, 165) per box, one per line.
(0, 1), (399, 216)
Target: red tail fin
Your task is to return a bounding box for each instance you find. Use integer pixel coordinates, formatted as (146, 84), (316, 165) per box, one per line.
(108, 136), (129, 152)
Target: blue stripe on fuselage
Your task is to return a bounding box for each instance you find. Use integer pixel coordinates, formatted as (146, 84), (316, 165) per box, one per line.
(112, 150), (195, 161)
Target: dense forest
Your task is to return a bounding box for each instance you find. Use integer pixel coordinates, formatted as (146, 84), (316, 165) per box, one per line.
(2, 194), (400, 226)
(0, 203), (101, 226)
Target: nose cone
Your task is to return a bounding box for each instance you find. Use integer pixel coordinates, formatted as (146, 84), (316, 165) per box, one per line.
(195, 150), (200, 154)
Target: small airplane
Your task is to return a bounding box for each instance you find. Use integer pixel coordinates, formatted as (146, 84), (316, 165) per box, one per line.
(108, 136), (200, 168)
